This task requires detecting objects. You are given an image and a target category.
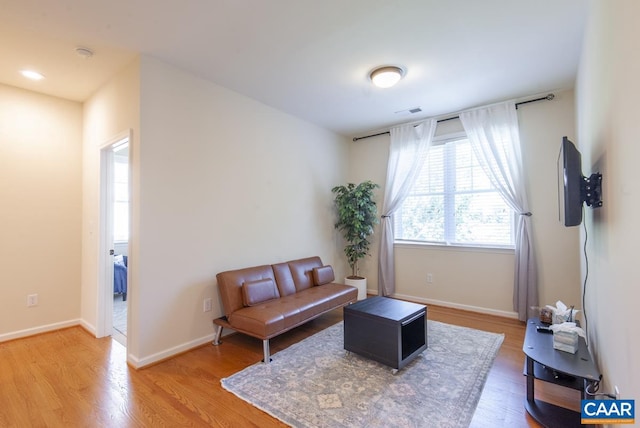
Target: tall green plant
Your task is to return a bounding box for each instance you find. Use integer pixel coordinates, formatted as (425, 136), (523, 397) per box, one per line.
(332, 181), (379, 278)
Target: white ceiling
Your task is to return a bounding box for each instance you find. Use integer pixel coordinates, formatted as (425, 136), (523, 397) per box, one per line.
(0, 0), (587, 137)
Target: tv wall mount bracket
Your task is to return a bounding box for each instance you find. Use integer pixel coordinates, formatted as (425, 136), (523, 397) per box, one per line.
(582, 173), (603, 208)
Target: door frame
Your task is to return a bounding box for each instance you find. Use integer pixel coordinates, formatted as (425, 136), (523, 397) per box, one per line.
(97, 130), (131, 340)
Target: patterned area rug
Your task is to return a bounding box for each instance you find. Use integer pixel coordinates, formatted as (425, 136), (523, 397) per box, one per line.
(222, 320), (504, 428)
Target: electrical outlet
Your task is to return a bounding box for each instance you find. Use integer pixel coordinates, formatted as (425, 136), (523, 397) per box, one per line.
(427, 273), (433, 284)
(27, 294), (38, 307)
(203, 297), (212, 312)
(615, 385), (620, 400)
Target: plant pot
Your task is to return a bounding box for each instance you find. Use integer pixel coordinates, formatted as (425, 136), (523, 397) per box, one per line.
(345, 277), (367, 300)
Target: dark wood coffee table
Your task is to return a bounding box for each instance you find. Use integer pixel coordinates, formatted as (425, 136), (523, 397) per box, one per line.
(343, 296), (427, 372)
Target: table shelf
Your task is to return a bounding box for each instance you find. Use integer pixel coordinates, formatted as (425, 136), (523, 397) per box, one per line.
(524, 398), (582, 428)
(522, 318), (601, 428)
(523, 360), (583, 390)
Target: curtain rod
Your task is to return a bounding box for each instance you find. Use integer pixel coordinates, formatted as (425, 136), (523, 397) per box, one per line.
(352, 93), (555, 142)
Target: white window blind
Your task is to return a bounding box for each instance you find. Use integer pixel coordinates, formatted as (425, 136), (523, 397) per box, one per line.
(394, 137), (513, 247)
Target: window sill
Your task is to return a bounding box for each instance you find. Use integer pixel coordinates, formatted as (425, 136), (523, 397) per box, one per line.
(394, 240), (514, 255)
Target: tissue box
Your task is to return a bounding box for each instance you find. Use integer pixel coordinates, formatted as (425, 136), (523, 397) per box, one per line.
(553, 330), (578, 354)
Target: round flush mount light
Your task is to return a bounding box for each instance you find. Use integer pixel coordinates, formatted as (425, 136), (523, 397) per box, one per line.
(75, 46), (94, 58)
(369, 66), (405, 88)
(21, 70), (45, 81)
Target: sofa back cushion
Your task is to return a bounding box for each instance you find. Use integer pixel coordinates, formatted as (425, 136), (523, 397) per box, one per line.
(272, 262), (297, 297)
(312, 265), (335, 285)
(242, 278), (279, 306)
(216, 265), (275, 317)
(216, 257), (331, 316)
(288, 256), (323, 291)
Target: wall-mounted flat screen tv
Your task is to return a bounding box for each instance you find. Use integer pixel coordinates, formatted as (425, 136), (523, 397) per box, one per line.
(557, 136), (603, 227)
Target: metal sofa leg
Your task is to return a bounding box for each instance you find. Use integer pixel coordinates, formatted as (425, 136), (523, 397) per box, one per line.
(212, 324), (223, 346)
(262, 339), (272, 363)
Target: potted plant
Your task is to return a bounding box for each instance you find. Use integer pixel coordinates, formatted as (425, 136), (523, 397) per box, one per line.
(331, 180), (379, 300)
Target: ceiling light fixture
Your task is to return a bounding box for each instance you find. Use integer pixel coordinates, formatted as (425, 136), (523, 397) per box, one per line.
(369, 66), (405, 88)
(21, 70), (45, 81)
(75, 46), (94, 58)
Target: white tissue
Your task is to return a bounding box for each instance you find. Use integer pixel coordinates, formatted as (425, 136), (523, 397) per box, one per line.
(549, 321), (586, 338)
(545, 301), (580, 324)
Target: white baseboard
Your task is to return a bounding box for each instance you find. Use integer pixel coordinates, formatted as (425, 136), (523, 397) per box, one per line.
(2, 292), (517, 367)
(127, 333), (217, 369)
(79, 319), (97, 336)
(371, 290), (519, 320)
(0, 319), (82, 343)
(2, 318), (219, 370)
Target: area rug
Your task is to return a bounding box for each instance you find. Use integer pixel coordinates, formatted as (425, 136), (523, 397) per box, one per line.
(221, 320), (504, 428)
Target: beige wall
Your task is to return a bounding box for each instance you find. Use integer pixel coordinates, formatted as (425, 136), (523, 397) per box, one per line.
(518, 90), (582, 309)
(348, 89), (581, 317)
(81, 59), (141, 347)
(133, 56), (349, 365)
(0, 84), (82, 339)
(576, 0), (640, 404)
(1, 55), (348, 365)
(2, 54), (348, 365)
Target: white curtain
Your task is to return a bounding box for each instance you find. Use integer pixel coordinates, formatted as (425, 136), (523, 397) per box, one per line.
(378, 119), (437, 296)
(459, 101), (537, 321)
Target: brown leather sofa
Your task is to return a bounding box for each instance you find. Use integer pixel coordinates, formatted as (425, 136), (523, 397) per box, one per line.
(213, 256), (357, 363)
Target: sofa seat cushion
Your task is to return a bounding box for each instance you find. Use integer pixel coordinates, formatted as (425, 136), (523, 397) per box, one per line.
(229, 301), (302, 339)
(298, 283), (358, 314)
(227, 282), (357, 339)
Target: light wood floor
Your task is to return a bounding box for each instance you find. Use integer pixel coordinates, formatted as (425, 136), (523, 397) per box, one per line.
(0, 303), (579, 427)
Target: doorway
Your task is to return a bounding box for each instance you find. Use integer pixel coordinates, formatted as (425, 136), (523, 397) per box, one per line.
(98, 131), (130, 347)
(111, 140), (129, 345)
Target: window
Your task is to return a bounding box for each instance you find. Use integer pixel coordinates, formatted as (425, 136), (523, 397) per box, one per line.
(394, 136), (514, 247)
(113, 156), (129, 242)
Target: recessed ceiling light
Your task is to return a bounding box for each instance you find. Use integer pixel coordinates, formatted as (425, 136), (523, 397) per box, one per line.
(369, 66), (405, 88)
(21, 70), (45, 81)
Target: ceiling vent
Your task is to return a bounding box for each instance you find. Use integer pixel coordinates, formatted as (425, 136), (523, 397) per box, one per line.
(394, 107), (423, 116)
